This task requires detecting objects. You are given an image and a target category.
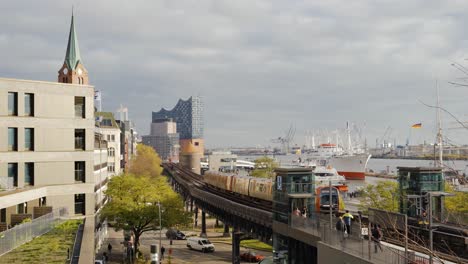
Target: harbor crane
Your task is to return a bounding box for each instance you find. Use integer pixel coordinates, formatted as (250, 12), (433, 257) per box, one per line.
(271, 125), (296, 154)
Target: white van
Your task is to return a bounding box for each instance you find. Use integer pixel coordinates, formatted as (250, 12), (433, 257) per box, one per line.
(186, 237), (215, 253)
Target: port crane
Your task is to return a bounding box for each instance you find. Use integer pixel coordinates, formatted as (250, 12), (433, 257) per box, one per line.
(271, 125), (296, 154)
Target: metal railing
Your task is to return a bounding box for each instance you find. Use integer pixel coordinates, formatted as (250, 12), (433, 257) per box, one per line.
(290, 213), (436, 264)
(0, 177), (14, 191)
(0, 207), (68, 256)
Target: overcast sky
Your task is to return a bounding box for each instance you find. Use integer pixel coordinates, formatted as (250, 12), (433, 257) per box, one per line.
(1, 0), (467, 148)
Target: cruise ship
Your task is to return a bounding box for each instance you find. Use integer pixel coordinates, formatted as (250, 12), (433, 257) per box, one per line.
(306, 143), (371, 180)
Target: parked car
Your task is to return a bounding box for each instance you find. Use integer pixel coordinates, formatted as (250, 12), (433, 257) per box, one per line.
(186, 237), (215, 253)
(240, 251), (265, 262)
(166, 229), (186, 240)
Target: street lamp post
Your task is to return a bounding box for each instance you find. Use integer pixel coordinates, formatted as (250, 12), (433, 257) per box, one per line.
(158, 201), (162, 264)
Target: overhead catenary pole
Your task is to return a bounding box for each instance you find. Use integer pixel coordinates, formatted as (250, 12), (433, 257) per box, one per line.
(436, 82), (443, 167)
(158, 201), (162, 264)
(428, 193), (433, 264)
(329, 180), (333, 230)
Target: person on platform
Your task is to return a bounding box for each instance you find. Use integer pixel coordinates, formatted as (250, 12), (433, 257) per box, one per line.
(372, 224), (383, 253)
(301, 206), (307, 218)
(342, 210), (354, 235)
(161, 245), (166, 260)
(293, 207), (301, 216)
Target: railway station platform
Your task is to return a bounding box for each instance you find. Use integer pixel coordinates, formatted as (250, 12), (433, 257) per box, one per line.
(286, 215), (438, 264)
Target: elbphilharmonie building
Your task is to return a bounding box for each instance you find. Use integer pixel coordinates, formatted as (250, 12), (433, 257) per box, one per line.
(152, 96), (204, 156)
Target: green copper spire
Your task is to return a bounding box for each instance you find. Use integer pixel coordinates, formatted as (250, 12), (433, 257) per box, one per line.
(64, 12), (82, 70)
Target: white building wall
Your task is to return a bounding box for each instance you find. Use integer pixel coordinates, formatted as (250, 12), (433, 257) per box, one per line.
(0, 78), (95, 217)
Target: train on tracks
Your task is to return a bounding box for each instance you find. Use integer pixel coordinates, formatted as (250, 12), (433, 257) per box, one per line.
(203, 171), (344, 212)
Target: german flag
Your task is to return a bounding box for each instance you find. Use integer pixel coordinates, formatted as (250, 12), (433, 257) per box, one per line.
(411, 123), (422, 128)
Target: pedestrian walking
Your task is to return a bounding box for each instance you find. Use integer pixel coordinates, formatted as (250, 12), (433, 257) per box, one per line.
(160, 245), (166, 260)
(335, 216), (347, 242)
(372, 224), (383, 253)
(301, 206), (307, 218)
(342, 210), (354, 235)
(107, 243), (112, 254)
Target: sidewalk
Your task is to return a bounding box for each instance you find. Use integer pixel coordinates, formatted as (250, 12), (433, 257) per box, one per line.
(96, 228), (127, 263)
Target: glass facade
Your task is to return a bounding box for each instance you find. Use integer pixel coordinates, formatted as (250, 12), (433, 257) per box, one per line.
(8, 163), (18, 187)
(25, 163), (34, 186)
(152, 96), (204, 139)
(75, 161), (85, 182)
(25, 128), (34, 151)
(75, 129), (85, 150)
(8, 127), (17, 151)
(8, 92), (17, 116)
(74, 97), (85, 118)
(74, 194), (85, 215)
(25, 93), (34, 116)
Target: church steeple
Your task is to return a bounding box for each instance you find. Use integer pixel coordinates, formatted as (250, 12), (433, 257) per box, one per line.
(58, 12), (89, 85)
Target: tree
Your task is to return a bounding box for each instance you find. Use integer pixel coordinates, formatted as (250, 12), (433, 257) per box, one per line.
(250, 156), (279, 179)
(444, 184), (468, 225)
(129, 144), (163, 178)
(358, 181), (399, 213)
(102, 174), (192, 256)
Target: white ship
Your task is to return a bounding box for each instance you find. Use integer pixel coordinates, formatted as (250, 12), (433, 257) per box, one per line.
(306, 143), (371, 180)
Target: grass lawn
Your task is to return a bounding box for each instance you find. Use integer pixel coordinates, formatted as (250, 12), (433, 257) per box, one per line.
(0, 219), (82, 264)
(240, 239), (273, 252)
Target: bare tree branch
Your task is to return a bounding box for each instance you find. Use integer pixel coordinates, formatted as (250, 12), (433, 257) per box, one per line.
(418, 100), (468, 130)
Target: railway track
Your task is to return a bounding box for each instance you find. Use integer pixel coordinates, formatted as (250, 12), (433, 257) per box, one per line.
(384, 237), (467, 264)
(164, 163), (273, 212)
(163, 163), (467, 262)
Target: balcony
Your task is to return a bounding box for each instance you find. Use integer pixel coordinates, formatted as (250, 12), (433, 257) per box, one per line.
(0, 177), (14, 192)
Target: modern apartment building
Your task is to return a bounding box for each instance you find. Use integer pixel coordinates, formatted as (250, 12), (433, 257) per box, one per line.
(142, 118), (180, 161)
(0, 14), (103, 228)
(152, 96), (204, 156)
(116, 107), (138, 172)
(95, 112), (121, 176)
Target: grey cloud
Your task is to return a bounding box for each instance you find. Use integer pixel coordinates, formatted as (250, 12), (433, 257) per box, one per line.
(1, 0), (468, 147)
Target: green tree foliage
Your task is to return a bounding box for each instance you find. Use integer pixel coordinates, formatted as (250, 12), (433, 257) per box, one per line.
(444, 184), (468, 225)
(102, 174), (191, 255)
(129, 144), (163, 177)
(250, 156), (279, 179)
(358, 181), (399, 213)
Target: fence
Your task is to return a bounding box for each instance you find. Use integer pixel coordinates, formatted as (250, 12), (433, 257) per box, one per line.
(291, 213), (437, 264)
(0, 177), (14, 191)
(0, 207), (68, 256)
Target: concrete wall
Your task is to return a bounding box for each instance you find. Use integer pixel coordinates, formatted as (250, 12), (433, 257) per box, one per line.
(317, 242), (373, 264)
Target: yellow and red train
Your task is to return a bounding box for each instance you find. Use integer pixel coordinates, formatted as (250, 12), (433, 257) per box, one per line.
(203, 171), (344, 212)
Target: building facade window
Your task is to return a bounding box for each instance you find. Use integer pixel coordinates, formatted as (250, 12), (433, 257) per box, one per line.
(108, 162), (115, 173)
(0, 208), (6, 223)
(75, 161), (85, 182)
(39, 197), (46, 207)
(17, 202), (27, 214)
(8, 92), (18, 116)
(106, 134), (115, 142)
(24, 93), (34, 116)
(74, 97), (85, 118)
(108, 147), (115, 157)
(25, 128), (34, 151)
(8, 128), (17, 151)
(8, 163), (18, 187)
(25, 163), (34, 186)
(75, 129), (85, 150)
(74, 194), (85, 215)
